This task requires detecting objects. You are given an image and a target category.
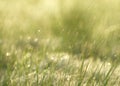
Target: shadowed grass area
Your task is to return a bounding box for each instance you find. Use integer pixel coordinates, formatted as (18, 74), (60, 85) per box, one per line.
(0, 0), (120, 86)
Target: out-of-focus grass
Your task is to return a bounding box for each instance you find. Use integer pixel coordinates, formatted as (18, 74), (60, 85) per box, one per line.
(0, 0), (120, 86)
(1, 53), (120, 86)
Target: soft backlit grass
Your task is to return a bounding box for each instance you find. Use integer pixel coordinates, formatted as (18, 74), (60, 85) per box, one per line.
(1, 53), (120, 86)
(0, 0), (120, 86)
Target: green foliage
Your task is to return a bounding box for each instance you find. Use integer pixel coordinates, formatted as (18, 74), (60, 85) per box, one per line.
(51, 1), (94, 53)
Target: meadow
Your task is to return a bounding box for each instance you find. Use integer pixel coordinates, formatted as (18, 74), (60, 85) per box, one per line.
(0, 0), (120, 86)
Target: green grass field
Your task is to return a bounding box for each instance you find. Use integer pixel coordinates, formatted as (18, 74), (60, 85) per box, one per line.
(0, 0), (120, 86)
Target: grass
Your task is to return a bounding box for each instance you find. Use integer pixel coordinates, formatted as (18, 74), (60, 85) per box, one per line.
(1, 53), (120, 86)
(0, 0), (120, 86)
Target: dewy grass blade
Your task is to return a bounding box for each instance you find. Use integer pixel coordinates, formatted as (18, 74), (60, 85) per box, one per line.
(78, 61), (90, 86)
(103, 64), (117, 86)
(86, 63), (101, 85)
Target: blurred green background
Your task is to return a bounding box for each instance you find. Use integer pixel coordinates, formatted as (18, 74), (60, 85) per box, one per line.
(0, 0), (120, 75)
(0, 0), (120, 85)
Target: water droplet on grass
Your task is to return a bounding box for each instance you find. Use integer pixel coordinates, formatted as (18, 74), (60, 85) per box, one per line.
(27, 36), (31, 40)
(6, 52), (11, 56)
(38, 29), (40, 32)
(34, 38), (38, 42)
(27, 64), (31, 68)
